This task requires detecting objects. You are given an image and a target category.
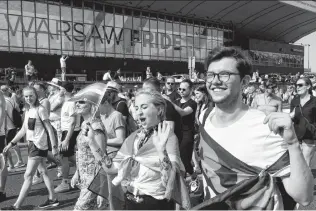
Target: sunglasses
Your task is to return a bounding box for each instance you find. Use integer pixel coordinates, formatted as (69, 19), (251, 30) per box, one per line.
(296, 83), (305, 88)
(77, 100), (86, 104)
(178, 88), (186, 92)
(167, 82), (174, 85)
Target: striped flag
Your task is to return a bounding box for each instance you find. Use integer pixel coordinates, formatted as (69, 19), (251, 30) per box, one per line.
(70, 82), (107, 105)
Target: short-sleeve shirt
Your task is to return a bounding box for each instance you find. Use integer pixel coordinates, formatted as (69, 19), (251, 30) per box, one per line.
(112, 98), (129, 118)
(5, 96), (19, 130)
(167, 90), (181, 103)
(25, 107), (49, 150)
(164, 99), (182, 141)
(101, 110), (126, 153)
(175, 99), (197, 131)
(61, 101), (81, 131)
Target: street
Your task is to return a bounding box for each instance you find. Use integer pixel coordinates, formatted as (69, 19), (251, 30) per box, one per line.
(1, 144), (316, 210)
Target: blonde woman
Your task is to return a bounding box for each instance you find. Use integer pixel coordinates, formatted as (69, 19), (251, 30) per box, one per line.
(3, 86), (59, 210)
(70, 97), (107, 210)
(87, 89), (190, 210)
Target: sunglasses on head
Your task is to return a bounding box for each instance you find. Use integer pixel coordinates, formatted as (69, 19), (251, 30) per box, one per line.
(178, 88), (186, 92)
(167, 82), (174, 85)
(77, 100), (86, 104)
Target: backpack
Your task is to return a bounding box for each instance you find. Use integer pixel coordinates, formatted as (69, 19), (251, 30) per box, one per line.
(116, 100), (138, 136)
(5, 99), (22, 128)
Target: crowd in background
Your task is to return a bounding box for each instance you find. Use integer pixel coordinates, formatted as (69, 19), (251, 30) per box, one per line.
(0, 47), (314, 210)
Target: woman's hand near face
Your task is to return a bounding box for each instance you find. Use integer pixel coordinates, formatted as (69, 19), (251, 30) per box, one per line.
(153, 121), (171, 154)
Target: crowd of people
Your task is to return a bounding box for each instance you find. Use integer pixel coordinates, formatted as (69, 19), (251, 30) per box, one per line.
(0, 47), (314, 210)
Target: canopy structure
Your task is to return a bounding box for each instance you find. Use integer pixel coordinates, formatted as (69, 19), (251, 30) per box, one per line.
(102, 0), (316, 43)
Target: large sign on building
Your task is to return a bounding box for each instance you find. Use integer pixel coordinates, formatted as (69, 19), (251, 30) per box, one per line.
(0, 1), (232, 63)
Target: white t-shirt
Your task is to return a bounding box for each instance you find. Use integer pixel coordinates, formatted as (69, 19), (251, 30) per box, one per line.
(103, 72), (112, 81)
(25, 107), (49, 150)
(199, 108), (289, 199)
(5, 96), (19, 130)
(60, 57), (67, 68)
(61, 101), (81, 131)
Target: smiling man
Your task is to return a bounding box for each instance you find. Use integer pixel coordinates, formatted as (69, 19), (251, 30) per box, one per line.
(195, 47), (313, 210)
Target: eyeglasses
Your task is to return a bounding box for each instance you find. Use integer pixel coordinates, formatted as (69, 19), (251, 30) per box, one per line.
(296, 83), (305, 88)
(77, 100), (86, 104)
(178, 88), (186, 92)
(167, 82), (174, 85)
(206, 72), (240, 83)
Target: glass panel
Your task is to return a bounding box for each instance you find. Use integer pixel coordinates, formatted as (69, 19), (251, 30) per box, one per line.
(187, 24), (193, 36)
(22, 1), (34, 16)
(62, 35), (73, 51)
(114, 13), (124, 27)
(158, 19), (165, 33)
(0, 30), (8, 46)
(11, 47), (23, 52)
(49, 33), (61, 50)
(37, 33), (49, 49)
(10, 31), (23, 47)
(105, 12), (114, 27)
(174, 47), (180, 58)
(73, 8), (83, 22)
(158, 45), (165, 58)
(181, 46), (187, 59)
(0, 1), (7, 11)
(180, 24), (186, 36)
(84, 5), (94, 24)
(173, 21), (180, 35)
(166, 45), (173, 58)
(36, 2), (47, 18)
(0, 12), (8, 30)
(207, 39), (212, 49)
(151, 44), (158, 57)
(49, 4), (60, 20)
(166, 21), (172, 34)
(212, 29), (218, 40)
(194, 25), (200, 37)
(8, 0), (21, 15)
(61, 6), (71, 21)
(95, 38), (104, 52)
(200, 37), (207, 48)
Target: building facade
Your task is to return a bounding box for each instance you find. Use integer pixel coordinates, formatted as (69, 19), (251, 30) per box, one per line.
(0, 0), (234, 80)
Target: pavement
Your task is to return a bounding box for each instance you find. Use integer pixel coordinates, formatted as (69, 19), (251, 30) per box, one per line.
(1, 144), (316, 210)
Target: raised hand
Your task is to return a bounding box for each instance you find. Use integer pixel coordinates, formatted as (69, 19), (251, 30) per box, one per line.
(263, 112), (298, 145)
(152, 121), (171, 153)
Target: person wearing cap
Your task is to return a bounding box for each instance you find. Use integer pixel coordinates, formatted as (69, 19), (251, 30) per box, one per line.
(0, 85), (25, 170)
(106, 81), (129, 121)
(54, 82), (81, 193)
(252, 80), (282, 114)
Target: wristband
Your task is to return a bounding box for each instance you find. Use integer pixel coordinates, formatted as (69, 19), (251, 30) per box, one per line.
(11, 142), (17, 146)
(52, 145), (58, 149)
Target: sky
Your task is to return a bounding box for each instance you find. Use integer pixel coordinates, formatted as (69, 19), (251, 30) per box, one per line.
(295, 31), (316, 72)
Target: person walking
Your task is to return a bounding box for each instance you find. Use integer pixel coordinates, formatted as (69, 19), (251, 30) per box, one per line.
(2, 86), (59, 210)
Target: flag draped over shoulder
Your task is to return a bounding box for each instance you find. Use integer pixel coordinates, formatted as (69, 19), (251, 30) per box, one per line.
(69, 82), (107, 105)
(193, 108), (293, 210)
(88, 129), (191, 210)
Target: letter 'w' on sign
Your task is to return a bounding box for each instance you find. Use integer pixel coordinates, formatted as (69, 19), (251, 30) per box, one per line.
(70, 82), (107, 105)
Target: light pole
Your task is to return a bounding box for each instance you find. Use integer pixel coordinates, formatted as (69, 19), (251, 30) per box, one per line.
(302, 43), (311, 70)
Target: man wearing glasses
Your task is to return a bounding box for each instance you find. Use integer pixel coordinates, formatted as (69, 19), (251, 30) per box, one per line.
(164, 76), (180, 103)
(164, 79), (198, 185)
(196, 47), (313, 210)
(252, 80), (282, 115)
